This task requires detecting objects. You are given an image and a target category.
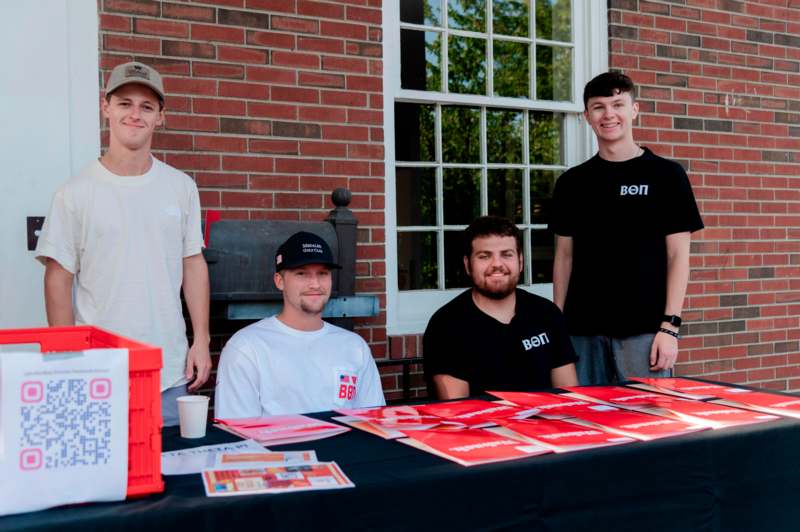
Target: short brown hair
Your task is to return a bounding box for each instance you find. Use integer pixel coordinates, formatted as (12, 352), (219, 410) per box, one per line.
(583, 71), (636, 109)
(463, 216), (522, 257)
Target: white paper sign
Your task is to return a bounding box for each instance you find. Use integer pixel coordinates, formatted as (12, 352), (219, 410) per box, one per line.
(0, 348), (129, 516)
(161, 439), (266, 475)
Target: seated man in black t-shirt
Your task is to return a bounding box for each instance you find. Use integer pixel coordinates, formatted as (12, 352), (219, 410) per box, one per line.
(423, 216), (578, 399)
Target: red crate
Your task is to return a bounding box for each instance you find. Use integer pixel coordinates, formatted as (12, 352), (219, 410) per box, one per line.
(0, 325), (164, 497)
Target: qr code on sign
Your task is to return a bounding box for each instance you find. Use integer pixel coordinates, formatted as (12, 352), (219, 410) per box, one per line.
(19, 378), (113, 470)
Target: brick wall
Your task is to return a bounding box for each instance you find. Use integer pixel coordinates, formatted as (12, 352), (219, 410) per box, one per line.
(609, 0), (800, 390)
(96, 0), (396, 398)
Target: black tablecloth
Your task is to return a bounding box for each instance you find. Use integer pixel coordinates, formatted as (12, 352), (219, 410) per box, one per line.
(3, 398), (800, 531)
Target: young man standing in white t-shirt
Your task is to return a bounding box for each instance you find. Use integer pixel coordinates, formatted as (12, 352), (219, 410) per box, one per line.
(214, 231), (385, 418)
(35, 62), (211, 425)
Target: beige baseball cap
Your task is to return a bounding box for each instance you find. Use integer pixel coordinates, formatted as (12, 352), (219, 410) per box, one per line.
(105, 61), (165, 102)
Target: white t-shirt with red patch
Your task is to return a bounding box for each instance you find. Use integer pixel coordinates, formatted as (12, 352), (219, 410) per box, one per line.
(214, 316), (385, 419)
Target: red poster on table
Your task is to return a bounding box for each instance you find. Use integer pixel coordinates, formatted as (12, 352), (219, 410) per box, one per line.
(491, 418), (636, 452)
(398, 428), (551, 466)
(563, 405), (708, 441)
(416, 399), (535, 428)
(489, 390), (605, 419)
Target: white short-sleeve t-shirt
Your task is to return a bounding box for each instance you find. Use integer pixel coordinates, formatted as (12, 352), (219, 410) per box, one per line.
(36, 157), (205, 390)
(215, 316), (386, 418)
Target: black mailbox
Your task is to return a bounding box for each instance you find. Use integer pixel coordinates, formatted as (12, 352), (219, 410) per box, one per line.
(204, 188), (378, 323)
(205, 220), (340, 301)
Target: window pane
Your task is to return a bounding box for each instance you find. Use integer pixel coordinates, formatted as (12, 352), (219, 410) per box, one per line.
(530, 111), (563, 165)
(400, 0), (442, 27)
(444, 230), (471, 289)
(536, 0), (571, 42)
(536, 45), (572, 101)
(487, 109), (523, 163)
(493, 40), (529, 98)
(530, 228), (555, 284)
(442, 106), (480, 163)
(401, 29), (441, 91)
(443, 168), (480, 224)
(396, 167), (437, 226)
(448, 0), (486, 32)
(493, 0), (528, 37)
(395, 102), (436, 162)
(531, 169), (560, 224)
(397, 232), (438, 290)
(488, 168), (523, 223)
(448, 35), (486, 95)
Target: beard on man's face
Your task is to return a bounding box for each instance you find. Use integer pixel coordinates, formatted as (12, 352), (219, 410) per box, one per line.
(470, 265), (519, 300)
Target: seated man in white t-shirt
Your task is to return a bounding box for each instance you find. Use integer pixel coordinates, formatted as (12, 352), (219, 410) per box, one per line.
(214, 231), (385, 418)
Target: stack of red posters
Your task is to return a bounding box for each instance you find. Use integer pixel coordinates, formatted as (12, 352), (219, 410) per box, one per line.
(628, 377), (733, 400)
(629, 378), (800, 420)
(215, 415), (349, 446)
(332, 405), (443, 440)
(398, 428), (551, 466)
(561, 405), (708, 441)
(415, 399), (537, 428)
(489, 390), (608, 419)
(563, 385), (778, 429)
(490, 418), (635, 452)
(711, 389), (800, 419)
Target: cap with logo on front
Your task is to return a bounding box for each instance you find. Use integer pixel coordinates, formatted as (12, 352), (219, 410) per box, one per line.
(105, 61), (165, 102)
(275, 231), (341, 272)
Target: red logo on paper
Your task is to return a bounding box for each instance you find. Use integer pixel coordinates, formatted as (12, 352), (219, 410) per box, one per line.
(20, 449), (42, 471)
(21, 381), (43, 403)
(90, 378), (112, 399)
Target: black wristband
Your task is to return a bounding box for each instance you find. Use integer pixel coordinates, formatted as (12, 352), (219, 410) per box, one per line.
(658, 327), (680, 339)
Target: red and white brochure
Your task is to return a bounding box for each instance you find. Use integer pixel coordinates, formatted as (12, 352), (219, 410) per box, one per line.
(488, 391), (596, 419)
(711, 389), (800, 419)
(563, 385), (779, 429)
(398, 428), (551, 466)
(202, 462), (354, 496)
(490, 418), (635, 452)
(628, 378), (733, 400)
(563, 405), (708, 441)
(334, 405), (442, 430)
(640, 397), (779, 428)
(214, 414), (349, 446)
(416, 399), (537, 428)
(562, 385), (674, 407)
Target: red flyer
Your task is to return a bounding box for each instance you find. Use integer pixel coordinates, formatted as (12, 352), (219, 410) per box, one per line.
(415, 399), (536, 428)
(562, 385), (674, 407)
(202, 462), (354, 496)
(644, 397), (779, 428)
(563, 405), (708, 441)
(488, 391), (596, 419)
(711, 389), (800, 419)
(398, 428), (551, 466)
(491, 418), (635, 452)
(628, 377), (733, 400)
(334, 405), (442, 430)
(214, 414), (349, 446)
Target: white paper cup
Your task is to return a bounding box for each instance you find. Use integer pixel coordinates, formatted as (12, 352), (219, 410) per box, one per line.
(177, 395), (210, 438)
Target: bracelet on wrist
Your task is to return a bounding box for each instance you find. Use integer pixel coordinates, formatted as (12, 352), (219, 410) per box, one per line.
(658, 327), (680, 339)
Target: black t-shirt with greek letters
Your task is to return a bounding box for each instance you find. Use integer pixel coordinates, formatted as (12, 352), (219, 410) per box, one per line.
(550, 147), (704, 337)
(423, 289), (577, 396)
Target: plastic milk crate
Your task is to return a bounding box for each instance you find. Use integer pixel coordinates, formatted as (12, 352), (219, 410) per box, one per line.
(0, 325), (165, 497)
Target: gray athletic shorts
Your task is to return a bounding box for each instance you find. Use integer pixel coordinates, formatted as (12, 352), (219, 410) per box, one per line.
(161, 384), (188, 427)
(570, 334), (672, 385)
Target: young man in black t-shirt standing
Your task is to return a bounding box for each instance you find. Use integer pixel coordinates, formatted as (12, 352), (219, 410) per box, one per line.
(423, 216), (578, 399)
(550, 71), (704, 385)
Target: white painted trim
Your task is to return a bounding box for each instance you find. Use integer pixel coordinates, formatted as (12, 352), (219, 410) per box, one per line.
(384, 1), (608, 336)
(67, 0), (101, 173)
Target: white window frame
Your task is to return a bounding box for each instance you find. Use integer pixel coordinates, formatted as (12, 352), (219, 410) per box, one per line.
(384, 1), (608, 335)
